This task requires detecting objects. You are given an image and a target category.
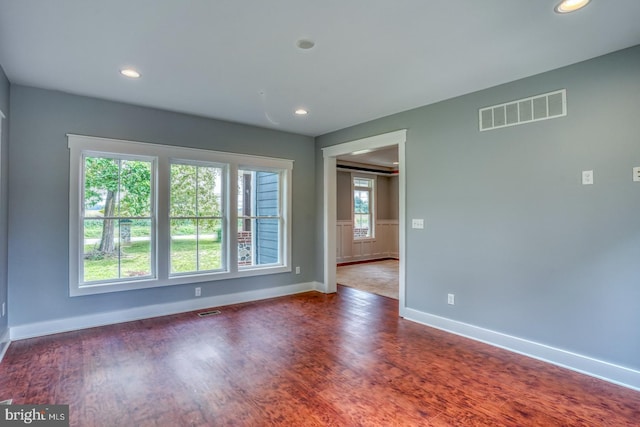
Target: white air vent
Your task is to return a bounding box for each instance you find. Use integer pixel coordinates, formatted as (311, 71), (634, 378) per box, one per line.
(479, 89), (566, 131)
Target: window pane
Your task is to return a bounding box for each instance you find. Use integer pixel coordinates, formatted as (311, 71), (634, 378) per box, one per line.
(354, 190), (369, 214)
(255, 171), (279, 216)
(82, 155), (153, 283)
(238, 170), (252, 219)
(171, 219), (197, 274)
(84, 157), (119, 217)
(197, 166), (223, 217)
(238, 222), (252, 266)
(123, 219), (152, 277)
(238, 218), (280, 267)
(171, 163), (223, 217)
(255, 218), (280, 265)
(84, 218), (119, 282)
(354, 178), (371, 188)
(354, 214), (371, 238)
(170, 164), (197, 217)
(119, 159), (152, 217)
(83, 219), (152, 282)
(198, 219), (223, 271)
(171, 218), (223, 274)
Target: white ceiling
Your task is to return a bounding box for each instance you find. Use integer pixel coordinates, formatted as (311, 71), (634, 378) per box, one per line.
(338, 146), (398, 170)
(1, 1), (639, 137)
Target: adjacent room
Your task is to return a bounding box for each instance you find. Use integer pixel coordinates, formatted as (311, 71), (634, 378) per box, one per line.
(335, 146), (400, 299)
(0, 1), (639, 425)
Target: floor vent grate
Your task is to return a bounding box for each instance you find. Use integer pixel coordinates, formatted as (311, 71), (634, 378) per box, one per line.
(197, 310), (222, 317)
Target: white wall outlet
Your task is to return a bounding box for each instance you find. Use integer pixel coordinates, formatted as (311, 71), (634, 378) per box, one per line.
(412, 219), (424, 229)
(582, 170), (594, 185)
(633, 166), (640, 182)
(295, 266), (300, 274)
(195, 287), (201, 297)
(447, 294), (455, 305)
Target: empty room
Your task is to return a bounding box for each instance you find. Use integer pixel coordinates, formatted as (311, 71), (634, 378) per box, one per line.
(0, 1), (639, 426)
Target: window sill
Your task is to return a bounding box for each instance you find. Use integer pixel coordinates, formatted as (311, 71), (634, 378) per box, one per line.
(71, 265), (292, 297)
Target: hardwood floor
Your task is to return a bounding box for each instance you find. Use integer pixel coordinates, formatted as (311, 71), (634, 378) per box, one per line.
(1, 286), (639, 426)
(337, 259), (399, 299)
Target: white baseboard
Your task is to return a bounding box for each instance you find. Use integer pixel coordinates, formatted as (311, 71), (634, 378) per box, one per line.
(0, 328), (9, 363)
(402, 307), (640, 392)
(10, 281), (321, 341)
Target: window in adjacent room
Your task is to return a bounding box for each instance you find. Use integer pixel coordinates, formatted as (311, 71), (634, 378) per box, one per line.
(353, 176), (374, 239)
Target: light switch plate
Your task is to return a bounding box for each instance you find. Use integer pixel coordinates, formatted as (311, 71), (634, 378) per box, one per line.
(582, 170), (594, 185)
(412, 219), (424, 229)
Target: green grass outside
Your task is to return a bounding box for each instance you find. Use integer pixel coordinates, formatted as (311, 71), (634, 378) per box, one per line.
(84, 239), (222, 282)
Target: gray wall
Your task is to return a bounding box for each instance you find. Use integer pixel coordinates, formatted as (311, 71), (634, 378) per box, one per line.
(0, 65), (9, 337)
(316, 45), (640, 370)
(8, 85), (315, 326)
(336, 171), (352, 220)
(376, 175), (399, 220)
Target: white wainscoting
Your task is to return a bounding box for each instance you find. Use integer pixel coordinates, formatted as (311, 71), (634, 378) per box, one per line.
(337, 220), (398, 263)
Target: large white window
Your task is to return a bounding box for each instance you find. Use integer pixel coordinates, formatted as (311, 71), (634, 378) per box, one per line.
(69, 135), (292, 296)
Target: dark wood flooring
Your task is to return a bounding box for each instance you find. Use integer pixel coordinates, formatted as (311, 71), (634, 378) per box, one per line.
(1, 286), (639, 426)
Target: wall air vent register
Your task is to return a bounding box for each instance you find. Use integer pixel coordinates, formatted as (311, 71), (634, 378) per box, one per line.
(479, 89), (566, 131)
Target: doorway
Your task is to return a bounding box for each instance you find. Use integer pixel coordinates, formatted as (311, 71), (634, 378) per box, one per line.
(321, 130), (407, 312)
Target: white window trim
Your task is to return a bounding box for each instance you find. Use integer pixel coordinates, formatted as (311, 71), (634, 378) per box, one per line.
(68, 134), (293, 297)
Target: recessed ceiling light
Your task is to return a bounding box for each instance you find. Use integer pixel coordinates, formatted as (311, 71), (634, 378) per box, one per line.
(296, 39), (315, 50)
(351, 149), (372, 156)
(294, 109), (308, 116)
(554, 0), (591, 13)
(120, 68), (141, 78)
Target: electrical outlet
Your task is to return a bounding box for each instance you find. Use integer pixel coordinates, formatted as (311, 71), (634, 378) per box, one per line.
(582, 170), (594, 185)
(195, 287), (201, 297)
(447, 294), (455, 305)
(295, 266), (300, 274)
(633, 166), (640, 182)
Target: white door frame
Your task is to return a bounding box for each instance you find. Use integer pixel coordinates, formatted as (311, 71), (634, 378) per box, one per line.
(321, 129), (407, 312)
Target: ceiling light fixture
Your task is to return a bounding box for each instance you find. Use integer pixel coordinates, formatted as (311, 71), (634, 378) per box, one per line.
(351, 149), (372, 156)
(554, 0), (591, 13)
(296, 39), (315, 50)
(120, 68), (141, 78)
(294, 109), (308, 115)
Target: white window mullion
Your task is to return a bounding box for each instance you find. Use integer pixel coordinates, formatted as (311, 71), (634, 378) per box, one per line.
(228, 163), (239, 274)
(156, 155), (170, 281)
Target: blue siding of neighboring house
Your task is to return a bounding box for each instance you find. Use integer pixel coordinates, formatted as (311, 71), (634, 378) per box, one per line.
(256, 172), (279, 264)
